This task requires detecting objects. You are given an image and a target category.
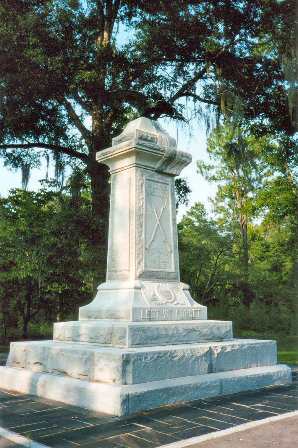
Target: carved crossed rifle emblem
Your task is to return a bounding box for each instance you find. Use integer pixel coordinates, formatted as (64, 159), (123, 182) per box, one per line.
(146, 193), (172, 252)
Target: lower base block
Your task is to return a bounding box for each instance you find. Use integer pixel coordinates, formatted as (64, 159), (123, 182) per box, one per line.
(0, 364), (291, 416)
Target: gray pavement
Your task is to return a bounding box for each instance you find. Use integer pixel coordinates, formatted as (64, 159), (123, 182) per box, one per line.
(188, 414), (298, 448)
(0, 439), (20, 448)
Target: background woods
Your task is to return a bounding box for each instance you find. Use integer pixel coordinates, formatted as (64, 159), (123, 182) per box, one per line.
(0, 1), (297, 361)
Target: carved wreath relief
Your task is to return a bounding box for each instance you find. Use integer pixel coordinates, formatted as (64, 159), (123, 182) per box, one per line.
(144, 282), (187, 306)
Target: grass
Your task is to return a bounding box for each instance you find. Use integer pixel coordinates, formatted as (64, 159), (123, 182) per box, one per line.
(276, 336), (298, 365)
(278, 351), (298, 365)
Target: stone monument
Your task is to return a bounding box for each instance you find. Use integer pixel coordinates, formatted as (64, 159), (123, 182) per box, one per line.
(0, 118), (291, 416)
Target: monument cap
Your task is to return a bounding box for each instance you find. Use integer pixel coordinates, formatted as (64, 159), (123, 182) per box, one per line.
(112, 116), (177, 149)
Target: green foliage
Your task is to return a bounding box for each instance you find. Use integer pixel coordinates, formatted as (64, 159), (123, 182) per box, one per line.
(197, 118), (297, 305)
(0, 186), (96, 340)
(178, 194), (297, 337)
(178, 202), (232, 304)
(175, 178), (191, 210)
(0, 0), (294, 171)
(278, 351), (298, 366)
(0, 1), (296, 345)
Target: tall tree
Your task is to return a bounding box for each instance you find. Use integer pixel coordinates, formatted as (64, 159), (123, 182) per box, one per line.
(198, 118), (297, 305)
(0, 0), (294, 279)
(178, 202), (232, 305)
(0, 186), (95, 338)
(198, 124), (265, 278)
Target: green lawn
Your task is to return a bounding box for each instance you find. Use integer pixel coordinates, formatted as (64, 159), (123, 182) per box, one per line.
(278, 351), (298, 365)
(276, 336), (298, 365)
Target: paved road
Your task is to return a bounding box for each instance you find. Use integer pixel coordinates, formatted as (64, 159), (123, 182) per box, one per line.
(188, 415), (298, 448)
(0, 438), (20, 448)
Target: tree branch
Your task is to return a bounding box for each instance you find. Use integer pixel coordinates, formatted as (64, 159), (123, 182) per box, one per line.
(72, 92), (92, 114)
(113, 69), (217, 119)
(170, 68), (207, 103)
(183, 92), (219, 106)
(110, 0), (121, 24)
(0, 143), (89, 163)
(109, 89), (150, 109)
(63, 99), (92, 146)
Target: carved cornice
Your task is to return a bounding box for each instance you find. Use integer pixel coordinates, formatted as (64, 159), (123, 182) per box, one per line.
(97, 117), (191, 176)
(112, 117), (177, 149)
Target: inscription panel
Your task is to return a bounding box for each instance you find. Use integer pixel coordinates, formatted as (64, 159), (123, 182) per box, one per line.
(133, 307), (202, 321)
(144, 178), (174, 272)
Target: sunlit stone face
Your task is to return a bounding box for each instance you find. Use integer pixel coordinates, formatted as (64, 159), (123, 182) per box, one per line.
(79, 116), (208, 321)
(107, 170), (131, 278)
(144, 177), (174, 272)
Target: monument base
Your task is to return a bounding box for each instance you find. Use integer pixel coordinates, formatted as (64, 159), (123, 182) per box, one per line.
(0, 364), (291, 416)
(0, 335), (292, 416)
(53, 319), (233, 347)
(78, 281), (207, 321)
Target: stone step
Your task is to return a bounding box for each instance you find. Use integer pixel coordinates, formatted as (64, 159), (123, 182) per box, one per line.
(7, 339), (277, 385)
(53, 319), (233, 347)
(0, 364), (291, 416)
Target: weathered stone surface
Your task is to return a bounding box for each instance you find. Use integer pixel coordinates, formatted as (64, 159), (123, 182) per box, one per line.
(54, 320), (127, 346)
(79, 281), (207, 322)
(0, 367), (123, 415)
(79, 117), (207, 322)
(53, 319), (233, 347)
(210, 340), (277, 372)
(127, 319), (233, 346)
(0, 364), (291, 416)
(219, 366), (291, 396)
(124, 365), (292, 416)
(7, 339), (278, 385)
(0, 118), (292, 417)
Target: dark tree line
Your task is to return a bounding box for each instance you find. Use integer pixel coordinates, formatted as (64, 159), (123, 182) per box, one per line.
(0, 0), (295, 280)
(0, 1), (296, 340)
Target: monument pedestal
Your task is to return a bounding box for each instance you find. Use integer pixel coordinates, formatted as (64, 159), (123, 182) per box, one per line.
(0, 118), (291, 415)
(53, 319), (233, 347)
(79, 281), (207, 322)
(0, 337), (291, 416)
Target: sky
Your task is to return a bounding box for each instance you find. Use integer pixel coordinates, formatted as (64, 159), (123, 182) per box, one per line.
(0, 120), (217, 220)
(160, 119), (217, 219)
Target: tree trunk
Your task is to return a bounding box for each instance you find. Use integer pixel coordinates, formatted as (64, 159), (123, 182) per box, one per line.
(235, 188), (249, 276)
(22, 317), (29, 339)
(234, 187), (252, 306)
(88, 162), (110, 289)
(22, 280), (33, 339)
(1, 315), (7, 340)
(240, 212), (249, 279)
(86, 0), (121, 287)
(88, 110), (111, 288)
